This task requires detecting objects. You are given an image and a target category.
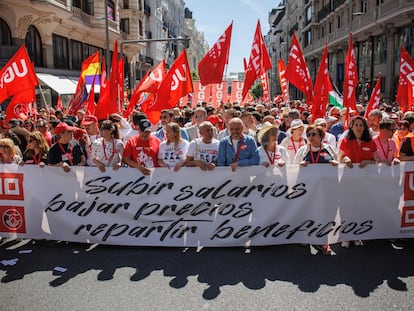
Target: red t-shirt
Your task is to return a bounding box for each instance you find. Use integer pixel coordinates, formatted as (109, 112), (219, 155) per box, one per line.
(124, 135), (160, 168)
(340, 138), (377, 163)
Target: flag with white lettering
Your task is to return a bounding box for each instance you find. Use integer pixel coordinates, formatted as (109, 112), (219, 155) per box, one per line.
(343, 33), (358, 112)
(193, 81), (212, 105)
(211, 81), (228, 107)
(365, 73), (381, 118)
(242, 20), (272, 100)
(285, 33), (313, 103)
(312, 44), (332, 120)
(278, 59), (289, 103)
(198, 22), (232, 85)
(397, 46), (414, 112)
(0, 45), (38, 103)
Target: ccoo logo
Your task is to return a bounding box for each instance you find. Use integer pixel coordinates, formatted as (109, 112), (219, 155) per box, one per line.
(0, 206), (26, 233)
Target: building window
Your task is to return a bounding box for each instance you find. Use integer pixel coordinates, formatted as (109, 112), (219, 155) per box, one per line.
(108, 0), (116, 21)
(304, 30), (312, 47)
(329, 21), (332, 33)
(72, 0), (81, 9)
(374, 35), (387, 64)
(0, 18), (12, 45)
(82, 0), (94, 15)
(121, 19), (130, 34)
(337, 14), (342, 29)
(25, 25), (43, 67)
(139, 20), (143, 36)
(71, 40), (83, 70)
(53, 34), (69, 69)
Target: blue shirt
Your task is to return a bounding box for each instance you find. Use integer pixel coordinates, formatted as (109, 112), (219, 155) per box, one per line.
(329, 122), (344, 141)
(217, 134), (260, 166)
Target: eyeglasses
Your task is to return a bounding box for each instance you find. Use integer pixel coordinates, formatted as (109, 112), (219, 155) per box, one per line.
(0, 144), (11, 149)
(386, 127), (396, 132)
(160, 115), (170, 119)
(195, 115), (205, 119)
(307, 132), (318, 137)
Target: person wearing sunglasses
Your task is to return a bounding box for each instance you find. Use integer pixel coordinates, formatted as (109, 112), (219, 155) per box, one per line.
(0, 138), (22, 164)
(22, 131), (49, 167)
(372, 119), (399, 166)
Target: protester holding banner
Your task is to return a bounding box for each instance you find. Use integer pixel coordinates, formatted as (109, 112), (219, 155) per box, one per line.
(47, 121), (86, 172)
(280, 119), (307, 162)
(123, 119), (160, 175)
(293, 125), (337, 166)
(217, 117), (260, 171)
(372, 119), (399, 165)
(80, 114), (100, 166)
(338, 115), (378, 169)
(257, 121), (289, 167)
(158, 122), (189, 171)
(0, 138), (22, 164)
(394, 120), (409, 157)
(22, 131), (49, 167)
(185, 121), (219, 170)
(91, 120), (124, 173)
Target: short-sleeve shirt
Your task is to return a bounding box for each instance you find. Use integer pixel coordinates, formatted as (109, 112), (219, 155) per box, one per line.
(47, 140), (84, 166)
(339, 138), (377, 163)
(158, 139), (189, 169)
(91, 138), (124, 167)
(372, 136), (397, 161)
(187, 138), (220, 164)
(124, 135), (160, 168)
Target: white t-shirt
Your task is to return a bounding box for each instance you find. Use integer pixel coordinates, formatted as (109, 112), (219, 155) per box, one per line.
(187, 138), (220, 164)
(91, 138), (124, 167)
(280, 136), (307, 163)
(158, 139), (189, 169)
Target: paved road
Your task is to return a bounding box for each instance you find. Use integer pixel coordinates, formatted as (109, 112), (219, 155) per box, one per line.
(0, 238), (413, 311)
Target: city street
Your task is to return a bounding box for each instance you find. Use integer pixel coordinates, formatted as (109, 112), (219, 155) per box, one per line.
(0, 238), (414, 310)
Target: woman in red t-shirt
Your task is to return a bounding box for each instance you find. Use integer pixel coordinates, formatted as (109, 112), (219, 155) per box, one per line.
(339, 116), (378, 168)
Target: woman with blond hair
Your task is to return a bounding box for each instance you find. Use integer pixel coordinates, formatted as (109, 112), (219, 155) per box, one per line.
(0, 138), (22, 164)
(158, 122), (189, 171)
(22, 131), (49, 167)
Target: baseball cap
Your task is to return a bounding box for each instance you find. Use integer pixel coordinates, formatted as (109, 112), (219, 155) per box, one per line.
(55, 122), (75, 135)
(138, 119), (152, 132)
(81, 115), (98, 126)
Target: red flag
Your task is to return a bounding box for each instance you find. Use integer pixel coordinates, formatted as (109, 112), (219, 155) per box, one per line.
(210, 81), (228, 108)
(312, 44), (332, 120)
(365, 73), (382, 118)
(285, 33), (313, 102)
(142, 50), (193, 123)
(56, 95), (63, 111)
(118, 57), (124, 112)
(67, 76), (87, 116)
(397, 46), (414, 112)
(95, 41), (120, 120)
(343, 33), (358, 112)
(100, 55), (108, 90)
(198, 22), (232, 85)
(193, 81), (212, 104)
(124, 69), (150, 119)
(259, 71), (270, 103)
(5, 88), (35, 122)
(230, 80), (244, 103)
(242, 20), (272, 100)
(278, 59), (289, 103)
(0, 45), (38, 103)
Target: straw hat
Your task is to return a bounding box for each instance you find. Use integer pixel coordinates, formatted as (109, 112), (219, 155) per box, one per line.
(257, 121), (278, 144)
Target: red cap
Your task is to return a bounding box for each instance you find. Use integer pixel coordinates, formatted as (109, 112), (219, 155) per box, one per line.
(55, 122), (75, 136)
(81, 115), (98, 126)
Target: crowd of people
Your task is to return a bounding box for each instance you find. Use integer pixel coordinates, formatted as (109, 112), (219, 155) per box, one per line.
(0, 99), (411, 254)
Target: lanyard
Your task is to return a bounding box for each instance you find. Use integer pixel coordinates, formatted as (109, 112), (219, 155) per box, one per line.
(102, 139), (115, 161)
(232, 136), (244, 162)
(309, 146), (322, 163)
(33, 152), (41, 164)
(265, 144), (277, 165)
(58, 142), (73, 165)
(290, 137), (303, 154)
(378, 138), (390, 160)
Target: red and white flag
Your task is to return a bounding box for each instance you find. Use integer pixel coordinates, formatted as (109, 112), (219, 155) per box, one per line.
(198, 22), (232, 85)
(277, 59), (289, 103)
(5, 88), (35, 122)
(259, 71), (270, 103)
(396, 46), (414, 112)
(365, 73), (382, 118)
(242, 20), (272, 100)
(193, 81), (212, 105)
(285, 33), (313, 103)
(142, 50), (193, 124)
(312, 44), (332, 120)
(0, 45), (38, 103)
(211, 81), (228, 108)
(343, 33), (358, 112)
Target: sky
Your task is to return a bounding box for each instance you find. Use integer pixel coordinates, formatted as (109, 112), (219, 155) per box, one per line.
(184, 0), (281, 74)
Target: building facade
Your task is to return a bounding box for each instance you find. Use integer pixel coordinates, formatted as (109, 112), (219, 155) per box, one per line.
(0, 0), (207, 107)
(268, 0), (414, 103)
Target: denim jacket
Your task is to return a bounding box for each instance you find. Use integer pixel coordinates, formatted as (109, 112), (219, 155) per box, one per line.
(217, 134), (260, 166)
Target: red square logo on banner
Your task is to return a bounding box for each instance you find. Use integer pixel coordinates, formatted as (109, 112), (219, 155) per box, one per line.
(0, 173), (24, 200)
(403, 171), (414, 201)
(0, 206), (26, 233)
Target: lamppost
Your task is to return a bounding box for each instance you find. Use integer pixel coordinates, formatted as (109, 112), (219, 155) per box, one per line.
(104, 0), (110, 73)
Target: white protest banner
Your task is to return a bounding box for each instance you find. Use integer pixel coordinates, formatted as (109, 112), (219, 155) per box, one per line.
(0, 163), (413, 247)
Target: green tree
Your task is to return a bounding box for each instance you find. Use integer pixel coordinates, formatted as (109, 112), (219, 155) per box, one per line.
(192, 70), (199, 81)
(251, 82), (263, 99)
